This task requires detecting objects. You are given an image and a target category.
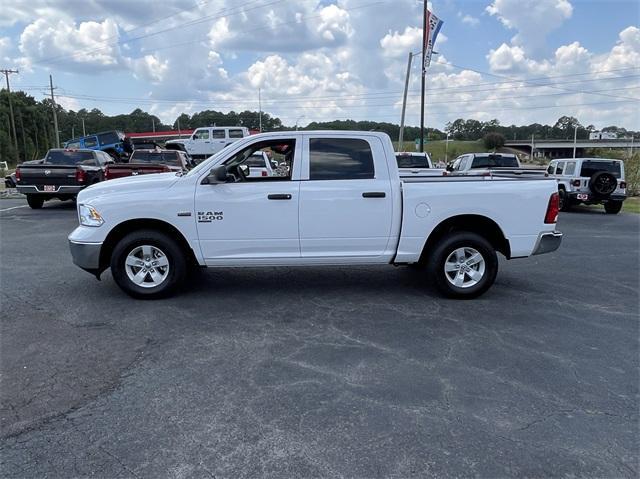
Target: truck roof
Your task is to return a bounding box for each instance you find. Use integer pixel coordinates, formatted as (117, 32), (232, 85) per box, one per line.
(249, 130), (392, 138)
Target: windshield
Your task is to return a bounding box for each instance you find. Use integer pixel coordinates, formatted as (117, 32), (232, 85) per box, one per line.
(45, 150), (96, 165)
(130, 151), (180, 166)
(396, 154), (430, 168)
(471, 155), (519, 168)
(580, 160), (621, 178)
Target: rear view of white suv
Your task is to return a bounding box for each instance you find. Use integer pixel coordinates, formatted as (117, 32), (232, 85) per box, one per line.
(547, 158), (627, 214)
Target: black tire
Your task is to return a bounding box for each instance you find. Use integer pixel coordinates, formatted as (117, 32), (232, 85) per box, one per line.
(110, 229), (186, 299)
(426, 231), (499, 299)
(26, 195), (44, 209)
(559, 188), (572, 212)
(604, 200), (623, 214)
(589, 171), (617, 198)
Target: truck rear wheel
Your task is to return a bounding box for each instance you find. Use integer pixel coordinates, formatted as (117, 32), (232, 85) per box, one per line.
(110, 230), (186, 299)
(604, 200), (623, 214)
(427, 231), (498, 299)
(26, 195), (44, 209)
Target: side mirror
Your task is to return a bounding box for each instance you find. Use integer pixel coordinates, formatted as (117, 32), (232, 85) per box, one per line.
(446, 164), (453, 172)
(203, 165), (228, 184)
(238, 164), (250, 177)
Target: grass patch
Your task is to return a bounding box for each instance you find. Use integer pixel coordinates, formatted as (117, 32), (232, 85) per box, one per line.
(393, 140), (488, 162)
(622, 196), (640, 214)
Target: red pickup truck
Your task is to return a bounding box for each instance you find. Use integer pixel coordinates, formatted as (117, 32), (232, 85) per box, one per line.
(105, 149), (192, 180)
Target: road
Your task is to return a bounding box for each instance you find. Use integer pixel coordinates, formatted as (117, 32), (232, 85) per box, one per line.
(1, 198), (638, 477)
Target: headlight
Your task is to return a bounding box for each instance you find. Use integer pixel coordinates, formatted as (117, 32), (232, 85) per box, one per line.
(79, 204), (104, 227)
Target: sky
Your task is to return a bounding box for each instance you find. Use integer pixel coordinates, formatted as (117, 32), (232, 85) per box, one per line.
(0, 0), (638, 130)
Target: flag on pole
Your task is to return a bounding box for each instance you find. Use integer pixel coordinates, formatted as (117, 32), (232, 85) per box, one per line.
(423, 10), (443, 71)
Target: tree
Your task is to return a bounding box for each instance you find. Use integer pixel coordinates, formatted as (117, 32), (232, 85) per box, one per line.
(483, 132), (505, 150)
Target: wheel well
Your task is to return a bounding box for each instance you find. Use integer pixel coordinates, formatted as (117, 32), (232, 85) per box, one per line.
(419, 214), (511, 262)
(99, 219), (198, 271)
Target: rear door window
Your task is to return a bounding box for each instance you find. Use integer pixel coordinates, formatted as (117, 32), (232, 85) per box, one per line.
(309, 138), (374, 180)
(83, 137), (98, 148)
(97, 132), (120, 145)
(555, 162), (565, 175)
(565, 161), (576, 176)
(396, 154), (430, 168)
(580, 160), (621, 178)
(228, 129), (244, 138)
(212, 130), (225, 139)
(193, 130), (210, 140)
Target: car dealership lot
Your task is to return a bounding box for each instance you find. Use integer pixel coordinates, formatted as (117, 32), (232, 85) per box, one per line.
(1, 199), (638, 477)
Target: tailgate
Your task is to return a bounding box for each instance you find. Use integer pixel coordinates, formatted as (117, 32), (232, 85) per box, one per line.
(18, 165), (78, 186)
(106, 164), (169, 179)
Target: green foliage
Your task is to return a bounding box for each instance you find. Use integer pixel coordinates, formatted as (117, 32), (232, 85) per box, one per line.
(305, 119), (444, 142)
(483, 132), (505, 150)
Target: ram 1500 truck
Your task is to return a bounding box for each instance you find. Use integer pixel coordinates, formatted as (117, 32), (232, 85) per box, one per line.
(17, 149), (114, 209)
(68, 131), (562, 299)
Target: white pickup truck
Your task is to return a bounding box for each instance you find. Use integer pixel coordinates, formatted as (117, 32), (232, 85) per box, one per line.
(68, 131), (562, 299)
(165, 126), (250, 160)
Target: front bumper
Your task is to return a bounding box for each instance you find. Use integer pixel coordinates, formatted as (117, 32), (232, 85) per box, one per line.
(532, 231), (563, 256)
(17, 185), (84, 195)
(69, 239), (102, 272)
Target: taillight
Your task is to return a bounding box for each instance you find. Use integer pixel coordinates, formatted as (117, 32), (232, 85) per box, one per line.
(261, 170), (268, 177)
(75, 168), (86, 183)
(15, 168), (21, 182)
(545, 192), (559, 224)
(104, 167), (109, 180)
(620, 181), (626, 189)
(571, 179), (581, 187)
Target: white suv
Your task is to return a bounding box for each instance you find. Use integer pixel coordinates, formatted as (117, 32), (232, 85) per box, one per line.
(166, 127), (250, 160)
(547, 158), (627, 214)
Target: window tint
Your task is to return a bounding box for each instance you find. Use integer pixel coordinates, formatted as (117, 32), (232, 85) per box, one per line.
(46, 151), (96, 165)
(211, 129), (225, 139)
(565, 161), (576, 176)
(309, 138), (374, 180)
(555, 162), (565, 175)
(228, 129), (244, 138)
(396, 154), (430, 168)
(66, 141), (81, 149)
(193, 130), (210, 140)
(547, 163), (555, 174)
(97, 132), (120, 145)
(224, 139), (295, 181)
(580, 160), (621, 178)
(471, 154), (519, 168)
(84, 137), (98, 148)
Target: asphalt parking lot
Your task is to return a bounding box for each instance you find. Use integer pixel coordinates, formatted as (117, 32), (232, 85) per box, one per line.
(0, 198), (638, 478)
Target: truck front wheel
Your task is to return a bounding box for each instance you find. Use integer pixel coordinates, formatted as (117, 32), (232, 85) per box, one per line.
(110, 230), (186, 299)
(427, 231), (498, 299)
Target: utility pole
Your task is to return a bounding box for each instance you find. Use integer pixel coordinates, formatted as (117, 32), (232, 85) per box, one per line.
(398, 52), (415, 151)
(71, 125), (75, 139)
(419, 2), (427, 152)
(258, 88), (262, 133)
(1, 68), (19, 154)
(531, 134), (535, 160)
(152, 117), (156, 133)
(82, 118), (86, 136)
(572, 125), (578, 159)
(49, 74), (60, 148)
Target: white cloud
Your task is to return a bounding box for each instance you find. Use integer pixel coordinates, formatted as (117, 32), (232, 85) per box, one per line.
(486, 0), (573, 54)
(19, 18), (122, 71)
(460, 14), (480, 27)
(126, 54), (169, 83)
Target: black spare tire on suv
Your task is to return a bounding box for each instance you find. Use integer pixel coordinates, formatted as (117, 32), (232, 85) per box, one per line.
(589, 171), (617, 198)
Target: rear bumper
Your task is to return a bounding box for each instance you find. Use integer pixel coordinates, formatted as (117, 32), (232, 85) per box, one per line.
(568, 192), (626, 202)
(17, 185), (84, 195)
(532, 231), (563, 256)
(69, 239), (102, 273)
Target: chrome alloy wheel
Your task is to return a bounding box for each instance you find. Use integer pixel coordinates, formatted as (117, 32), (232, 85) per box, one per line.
(444, 247), (486, 288)
(125, 245), (170, 288)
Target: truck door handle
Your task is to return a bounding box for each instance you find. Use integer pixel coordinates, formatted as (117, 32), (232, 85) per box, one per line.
(362, 192), (386, 198)
(268, 194), (292, 200)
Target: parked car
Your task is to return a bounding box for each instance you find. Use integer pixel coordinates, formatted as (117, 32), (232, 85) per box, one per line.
(64, 131), (133, 160)
(5, 159), (43, 188)
(16, 149), (114, 209)
(395, 152), (444, 177)
(105, 149), (192, 180)
(165, 126), (250, 160)
(547, 158), (627, 214)
(240, 151), (279, 177)
(68, 131), (562, 299)
(130, 138), (163, 151)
